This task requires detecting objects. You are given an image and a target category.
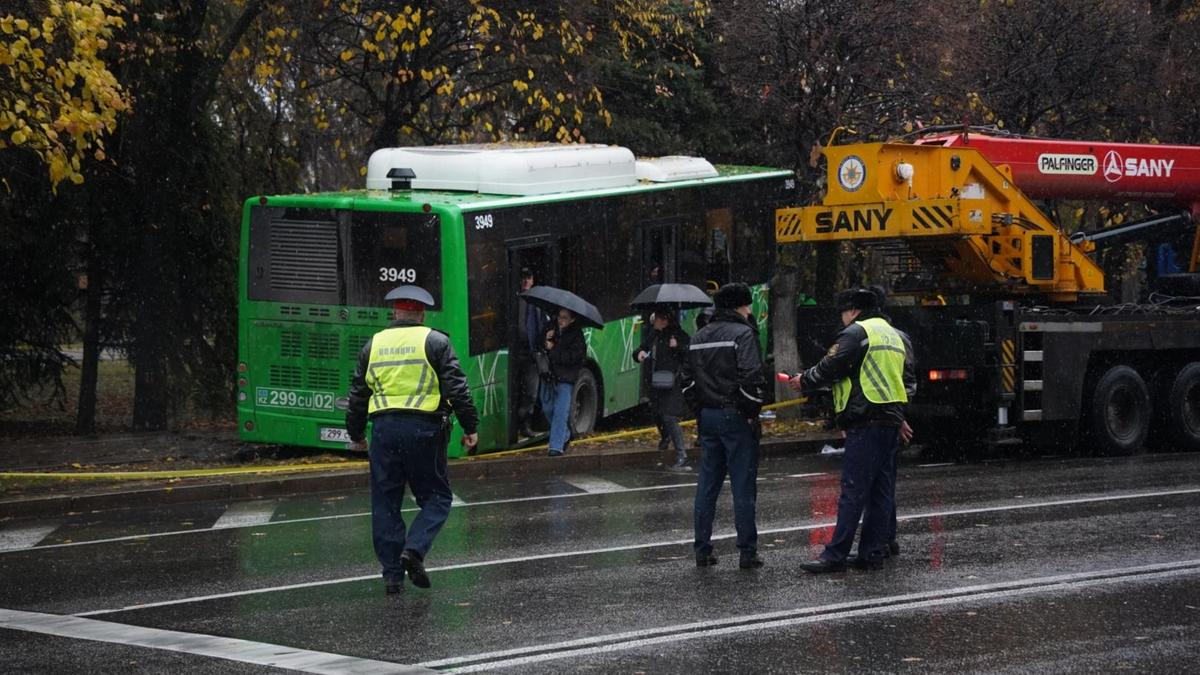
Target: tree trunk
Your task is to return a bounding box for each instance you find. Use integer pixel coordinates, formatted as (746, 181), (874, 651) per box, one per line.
(75, 248), (103, 435)
(130, 225), (172, 431)
(770, 253), (802, 413)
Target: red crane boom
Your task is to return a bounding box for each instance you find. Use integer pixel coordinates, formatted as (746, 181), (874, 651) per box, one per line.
(917, 133), (1200, 211)
(917, 132), (1200, 272)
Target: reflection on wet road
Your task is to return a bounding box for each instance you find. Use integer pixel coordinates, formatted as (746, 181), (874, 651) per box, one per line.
(2, 450), (1199, 672)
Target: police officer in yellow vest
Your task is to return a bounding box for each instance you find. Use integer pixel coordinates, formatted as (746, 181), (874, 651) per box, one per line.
(788, 287), (914, 573)
(347, 285), (479, 594)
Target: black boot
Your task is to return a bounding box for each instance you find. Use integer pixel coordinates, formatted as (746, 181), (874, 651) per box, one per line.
(384, 575), (404, 595)
(400, 549), (430, 588)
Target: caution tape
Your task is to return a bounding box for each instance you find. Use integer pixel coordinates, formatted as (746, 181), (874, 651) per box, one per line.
(1, 396), (813, 477)
(0, 461), (368, 481)
(461, 395), (810, 460)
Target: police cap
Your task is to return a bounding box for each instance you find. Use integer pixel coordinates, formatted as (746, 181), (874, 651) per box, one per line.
(384, 285), (435, 307)
(835, 287), (879, 313)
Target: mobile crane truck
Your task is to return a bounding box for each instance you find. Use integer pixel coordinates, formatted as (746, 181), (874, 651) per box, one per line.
(775, 128), (1200, 455)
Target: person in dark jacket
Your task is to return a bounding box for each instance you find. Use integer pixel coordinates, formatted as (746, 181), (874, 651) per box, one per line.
(680, 282), (767, 569)
(634, 308), (691, 470)
(788, 287), (914, 573)
(347, 285), (479, 593)
(540, 308), (587, 456)
(868, 285), (916, 559)
(513, 267), (547, 439)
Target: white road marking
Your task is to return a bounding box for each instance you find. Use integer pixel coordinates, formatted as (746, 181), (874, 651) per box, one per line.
(784, 472), (825, 478)
(428, 561), (1200, 672)
(451, 493), (466, 506)
(0, 608), (429, 674)
(562, 475), (627, 493)
(0, 522), (58, 551)
(211, 501), (277, 529)
(75, 486), (1200, 617)
(918, 462), (955, 468)
(0, 480), (705, 553)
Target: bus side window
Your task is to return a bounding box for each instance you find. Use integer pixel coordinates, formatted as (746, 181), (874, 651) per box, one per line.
(467, 233), (505, 356)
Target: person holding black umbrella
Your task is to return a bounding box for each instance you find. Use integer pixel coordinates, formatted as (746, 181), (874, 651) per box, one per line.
(519, 286), (603, 457)
(635, 307), (691, 470)
(540, 307), (587, 456)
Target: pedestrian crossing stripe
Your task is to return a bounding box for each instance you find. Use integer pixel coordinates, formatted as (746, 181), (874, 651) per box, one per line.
(0, 522), (58, 551)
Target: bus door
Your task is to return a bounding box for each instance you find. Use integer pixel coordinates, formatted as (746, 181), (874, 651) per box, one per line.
(637, 221), (678, 398)
(507, 239), (552, 442)
(641, 220), (677, 286)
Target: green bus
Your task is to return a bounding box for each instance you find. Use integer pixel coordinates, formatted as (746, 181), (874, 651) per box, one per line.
(237, 144), (794, 456)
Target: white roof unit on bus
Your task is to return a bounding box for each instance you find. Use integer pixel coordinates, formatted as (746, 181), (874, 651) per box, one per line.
(365, 143), (637, 196)
(635, 156), (719, 182)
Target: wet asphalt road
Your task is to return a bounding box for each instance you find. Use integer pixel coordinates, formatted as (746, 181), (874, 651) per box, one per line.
(1, 449), (1199, 673)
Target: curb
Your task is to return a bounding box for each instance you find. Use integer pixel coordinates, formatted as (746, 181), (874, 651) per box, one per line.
(0, 435), (837, 520)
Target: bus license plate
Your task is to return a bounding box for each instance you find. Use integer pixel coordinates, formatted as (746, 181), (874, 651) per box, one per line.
(319, 427), (351, 443)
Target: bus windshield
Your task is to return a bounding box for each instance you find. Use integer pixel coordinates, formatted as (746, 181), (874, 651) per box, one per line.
(346, 211), (441, 308)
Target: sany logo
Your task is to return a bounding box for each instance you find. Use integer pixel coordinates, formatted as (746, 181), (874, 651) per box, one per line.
(1102, 150), (1175, 183)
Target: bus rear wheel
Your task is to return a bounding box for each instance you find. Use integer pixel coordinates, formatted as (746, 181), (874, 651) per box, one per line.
(1089, 364), (1151, 456)
(570, 369), (599, 437)
(1167, 362), (1200, 452)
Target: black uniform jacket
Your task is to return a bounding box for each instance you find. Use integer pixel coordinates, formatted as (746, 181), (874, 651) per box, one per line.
(801, 313), (916, 429)
(346, 319), (479, 441)
(679, 309), (766, 416)
(542, 321), (587, 384)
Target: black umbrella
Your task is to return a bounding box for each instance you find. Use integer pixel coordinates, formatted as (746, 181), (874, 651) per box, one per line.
(520, 286), (605, 329)
(629, 283), (714, 310)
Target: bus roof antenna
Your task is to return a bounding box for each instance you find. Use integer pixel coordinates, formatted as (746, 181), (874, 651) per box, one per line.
(387, 167), (416, 192)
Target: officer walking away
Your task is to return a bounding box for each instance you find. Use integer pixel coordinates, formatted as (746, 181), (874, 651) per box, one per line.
(347, 285), (479, 594)
(788, 287), (912, 573)
(680, 282), (767, 570)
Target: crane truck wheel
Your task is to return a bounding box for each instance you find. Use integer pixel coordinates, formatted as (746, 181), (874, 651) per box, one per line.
(1088, 365), (1151, 456)
(1166, 362), (1200, 452)
(570, 368), (599, 436)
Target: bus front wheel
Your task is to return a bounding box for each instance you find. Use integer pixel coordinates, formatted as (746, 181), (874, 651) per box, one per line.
(571, 369), (599, 437)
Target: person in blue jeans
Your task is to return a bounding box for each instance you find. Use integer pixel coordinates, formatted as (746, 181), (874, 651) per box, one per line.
(679, 283), (766, 569)
(788, 287), (914, 573)
(540, 308), (587, 456)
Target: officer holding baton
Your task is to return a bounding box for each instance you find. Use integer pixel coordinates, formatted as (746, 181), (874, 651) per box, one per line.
(789, 287), (913, 573)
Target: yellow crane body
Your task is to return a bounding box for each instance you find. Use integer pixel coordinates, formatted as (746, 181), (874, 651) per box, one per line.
(776, 142), (1107, 300)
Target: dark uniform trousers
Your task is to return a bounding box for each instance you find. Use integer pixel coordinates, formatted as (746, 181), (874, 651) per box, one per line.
(368, 412), (452, 576)
(823, 424), (899, 563)
(693, 407), (759, 556)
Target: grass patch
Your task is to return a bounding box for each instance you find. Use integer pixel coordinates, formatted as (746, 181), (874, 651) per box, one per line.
(0, 360), (135, 436)
(0, 359), (233, 438)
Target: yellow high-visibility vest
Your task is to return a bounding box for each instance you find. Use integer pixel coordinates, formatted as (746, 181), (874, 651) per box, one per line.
(366, 326), (441, 415)
(832, 317), (908, 413)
